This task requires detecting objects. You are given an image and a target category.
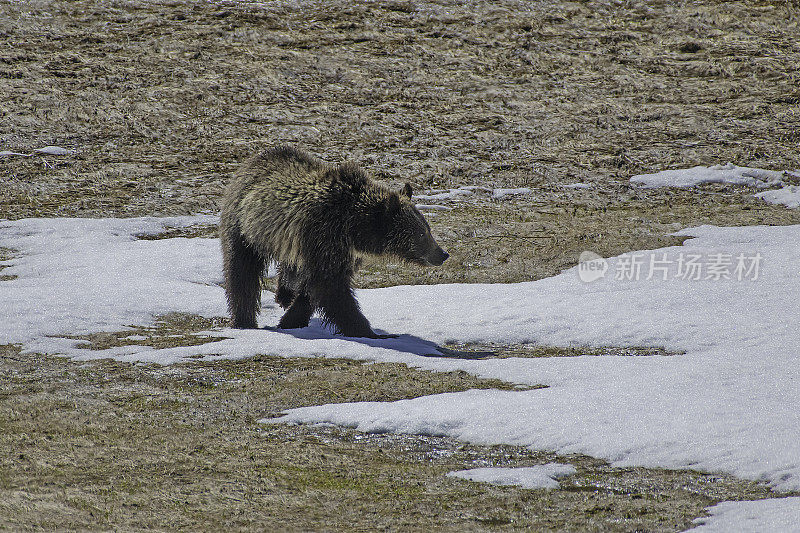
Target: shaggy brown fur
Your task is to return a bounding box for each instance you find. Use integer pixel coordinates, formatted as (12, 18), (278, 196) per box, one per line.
(220, 146), (448, 337)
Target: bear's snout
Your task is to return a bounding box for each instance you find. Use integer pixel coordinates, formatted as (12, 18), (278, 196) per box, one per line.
(427, 247), (449, 266)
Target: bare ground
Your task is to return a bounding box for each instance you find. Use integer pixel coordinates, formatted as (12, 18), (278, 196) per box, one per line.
(2, 0), (800, 530)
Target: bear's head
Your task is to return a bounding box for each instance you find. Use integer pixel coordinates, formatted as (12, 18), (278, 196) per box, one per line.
(380, 183), (449, 266)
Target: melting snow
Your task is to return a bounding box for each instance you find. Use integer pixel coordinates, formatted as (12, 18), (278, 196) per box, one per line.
(33, 146), (76, 155)
(414, 185), (531, 202)
(754, 185), (800, 209)
(689, 497), (800, 532)
(631, 163), (784, 189)
(447, 464), (576, 490)
(631, 163), (798, 211)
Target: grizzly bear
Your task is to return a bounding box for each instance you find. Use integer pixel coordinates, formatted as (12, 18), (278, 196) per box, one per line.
(220, 146), (448, 338)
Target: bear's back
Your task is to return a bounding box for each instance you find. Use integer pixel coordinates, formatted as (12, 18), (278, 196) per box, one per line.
(238, 146), (374, 202)
(228, 146), (379, 266)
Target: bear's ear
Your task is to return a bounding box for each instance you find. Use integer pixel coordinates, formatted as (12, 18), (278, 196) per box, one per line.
(383, 193), (401, 217)
(401, 182), (413, 198)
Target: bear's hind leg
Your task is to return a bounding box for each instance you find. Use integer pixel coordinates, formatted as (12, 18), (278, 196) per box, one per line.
(278, 292), (314, 329)
(222, 225), (265, 329)
(274, 285), (294, 309)
(274, 264), (298, 309)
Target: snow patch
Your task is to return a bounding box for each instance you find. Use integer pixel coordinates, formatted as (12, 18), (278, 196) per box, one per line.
(631, 163), (799, 209)
(689, 497), (800, 532)
(272, 224), (800, 493)
(491, 187), (531, 199)
(754, 185), (800, 209)
(447, 464), (576, 490)
(0, 216), (222, 346)
(414, 185), (531, 202)
(1, 146), (75, 157)
(33, 146), (75, 155)
(415, 204), (453, 211)
(414, 187), (475, 201)
(631, 163), (784, 189)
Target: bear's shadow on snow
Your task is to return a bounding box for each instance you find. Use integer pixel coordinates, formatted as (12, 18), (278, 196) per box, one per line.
(264, 319), (494, 360)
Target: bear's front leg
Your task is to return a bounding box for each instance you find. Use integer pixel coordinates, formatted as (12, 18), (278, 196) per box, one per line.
(316, 286), (393, 338)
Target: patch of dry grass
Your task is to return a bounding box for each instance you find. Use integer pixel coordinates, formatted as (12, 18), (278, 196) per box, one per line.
(135, 224), (218, 240)
(61, 313), (230, 351)
(441, 342), (679, 359)
(0, 247), (17, 281)
(2, 0), (799, 220)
